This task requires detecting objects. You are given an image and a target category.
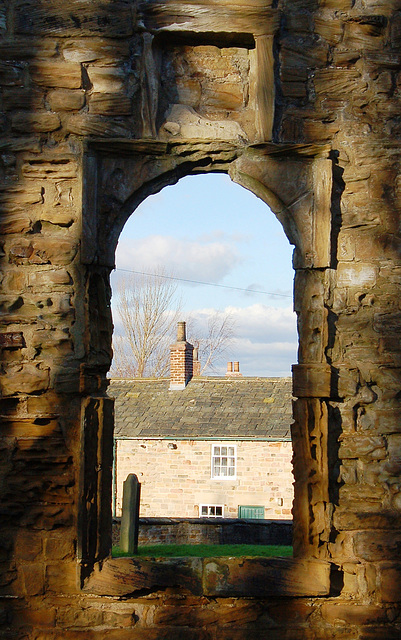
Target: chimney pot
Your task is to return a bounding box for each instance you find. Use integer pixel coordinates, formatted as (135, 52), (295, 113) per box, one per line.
(226, 360), (242, 377)
(177, 321), (186, 342)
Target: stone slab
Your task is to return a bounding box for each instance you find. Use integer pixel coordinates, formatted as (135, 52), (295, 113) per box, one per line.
(83, 556), (330, 598)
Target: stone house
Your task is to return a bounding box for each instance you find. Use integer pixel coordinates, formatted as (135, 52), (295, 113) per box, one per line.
(110, 327), (294, 521)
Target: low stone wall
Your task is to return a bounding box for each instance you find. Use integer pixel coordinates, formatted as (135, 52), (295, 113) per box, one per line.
(113, 517), (292, 547)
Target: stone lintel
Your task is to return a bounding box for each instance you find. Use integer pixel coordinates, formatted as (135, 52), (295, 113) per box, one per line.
(82, 556), (331, 597)
(87, 138), (331, 159)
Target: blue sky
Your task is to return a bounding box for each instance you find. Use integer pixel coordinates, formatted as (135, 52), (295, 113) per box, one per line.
(111, 173), (297, 377)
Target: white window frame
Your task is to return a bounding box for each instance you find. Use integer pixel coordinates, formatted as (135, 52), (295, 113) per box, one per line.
(199, 504), (224, 518)
(211, 443), (237, 480)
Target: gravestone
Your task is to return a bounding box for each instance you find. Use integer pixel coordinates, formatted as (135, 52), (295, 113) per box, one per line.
(120, 474), (141, 555)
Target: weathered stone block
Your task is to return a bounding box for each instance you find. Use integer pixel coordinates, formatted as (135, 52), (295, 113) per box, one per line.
(0, 212), (33, 235)
(336, 367), (359, 398)
(47, 89), (85, 112)
(8, 238), (78, 266)
(20, 563), (45, 596)
(29, 62), (82, 89)
(44, 535), (75, 562)
(0, 39), (57, 60)
(65, 113), (131, 137)
(11, 606), (56, 628)
(21, 157), (77, 179)
(281, 81), (307, 98)
(0, 363), (50, 396)
(359, 626), (401, 640)
(334, 509), (401, 531)
(321, 604), (388, 626)
(153, 600), (261, 626)
(343, 19), (386, 51)
(0, 183), (43, 208)
(201, 82), (244, 110)
(357, 408), (401, 434)
(339, 484), (385, 513)
(292, 364), (331, 398)
(0, 419), (61, 439)
(314, 16), (344, 45)
(13, 531), (43, 562)
(337, 262), (378, 288)
(56, 605), (103, 628)
(62, 38), (130, 64)
(378, 563), (401, 602)
(355, 531), (401, 561)
(0, 61), (27, 87)
(173, 78), (202, 107)
(339, 435), (386, 460)
(46, 561), (78, 594)
(267, 601), (316, 625)
(202, 557), (330, 597)
(87, 67), (125, 93)
(11, 111), (61, 133)
(15, 1), (134, 37)
(0, 332), (25, 349)
(88, 93), (132, 116)
(28, 269), (72, 288)
(102, 603), (139, 628)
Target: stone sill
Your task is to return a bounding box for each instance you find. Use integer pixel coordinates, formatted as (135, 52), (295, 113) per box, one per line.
(82, 556), (330, 598)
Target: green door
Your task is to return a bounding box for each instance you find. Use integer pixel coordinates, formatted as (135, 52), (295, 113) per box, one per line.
(238, 505), (265, 519)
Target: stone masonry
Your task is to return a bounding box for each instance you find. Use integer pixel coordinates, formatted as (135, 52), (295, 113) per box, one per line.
(115, 439), (294, 519)
(0, 0), (401, 638)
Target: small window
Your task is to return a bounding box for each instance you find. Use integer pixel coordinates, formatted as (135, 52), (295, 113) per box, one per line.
(211, 444), (236, 479)
(200, 504), (224, 518)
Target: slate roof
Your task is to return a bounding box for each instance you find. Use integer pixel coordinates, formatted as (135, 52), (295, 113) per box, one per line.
(109, 376), (293, 440)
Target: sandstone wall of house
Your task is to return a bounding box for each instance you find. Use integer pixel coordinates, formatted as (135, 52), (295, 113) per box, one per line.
(115, 439), (294, 519)
(0, 0), (401, 638)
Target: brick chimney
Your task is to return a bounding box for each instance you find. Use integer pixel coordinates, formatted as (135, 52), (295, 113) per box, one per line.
(170, 321), (194, 390)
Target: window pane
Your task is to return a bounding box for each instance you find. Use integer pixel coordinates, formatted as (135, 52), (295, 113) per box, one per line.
(214, 446), (220, 455)
(221, 457), (227, 467)
(216, 506), (223, 516)
(221, 446), (227, 456)
(228, 447), (235, 456)
(201, 506), (208, 515)
(228, 467), (235, 476)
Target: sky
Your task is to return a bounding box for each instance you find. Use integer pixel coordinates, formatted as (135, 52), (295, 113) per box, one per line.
(110, 172), (298, 377)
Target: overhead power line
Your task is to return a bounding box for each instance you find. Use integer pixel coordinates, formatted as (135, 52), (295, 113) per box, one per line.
(115, 267), (292, 298)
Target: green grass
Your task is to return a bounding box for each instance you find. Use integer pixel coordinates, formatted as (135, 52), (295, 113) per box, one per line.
(112, 544), (293, 558)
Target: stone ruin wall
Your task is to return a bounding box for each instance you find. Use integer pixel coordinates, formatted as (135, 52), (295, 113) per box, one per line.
(0, 0), (401, 638)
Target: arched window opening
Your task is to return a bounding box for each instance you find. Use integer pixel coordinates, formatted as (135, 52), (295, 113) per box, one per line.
(109, 172), (297, 550)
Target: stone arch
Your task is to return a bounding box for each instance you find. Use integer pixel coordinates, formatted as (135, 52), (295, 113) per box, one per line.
(79, 137), (335, 571)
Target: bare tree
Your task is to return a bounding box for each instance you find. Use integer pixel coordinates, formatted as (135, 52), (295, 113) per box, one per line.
(187, 311), (236, 374)
(111, 270), (181, 378)
(111, 270), (236, 378)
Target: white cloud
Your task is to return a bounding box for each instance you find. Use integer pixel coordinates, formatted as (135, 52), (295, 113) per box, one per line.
(186, 304), (297, 377)
(115, 234), (241, 283)
(228, 304), (296, 342)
